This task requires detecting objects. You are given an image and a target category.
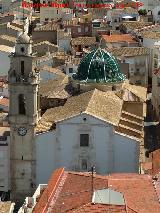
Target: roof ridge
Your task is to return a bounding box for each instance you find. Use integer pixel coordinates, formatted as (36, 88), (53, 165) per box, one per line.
(34, 168), (65, 213)
(85, 89), (98, 113)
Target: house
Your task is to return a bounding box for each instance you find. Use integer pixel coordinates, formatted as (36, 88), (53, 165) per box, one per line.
(33, 41), (58, 56)
(0, 97), (9, 112)
(0, 22), (22, 38)
(40, 0), (73, 23)
(40, 65), (66, 82)
(0, 0), (16, 13)
(32, 21), (58, 44)
(107, 47), (150, 86)
(0, 13), (14, 24)
(64, 57), (80, 77)
(63, 17), (92, 38)
(120, 21), (153, 33)
(134, 25), (160, 77)
(106, 8), (139, 30)
(0, 34), (16, 47)
(19, 168), (160, 213)
(57, 29), (71, 53)
(141, 149), (160, 175)
(152, 41), (160, 119)
(71, 36), (97, 56)
(101, 34), (139, 48)
(0, 81), (8, 98)
(0, 45), (14, 76)
(39, 76), (71, 111)
(152, 6), (160, 23)
(140, 0), (160, 11)
(0, 127), (10, 198)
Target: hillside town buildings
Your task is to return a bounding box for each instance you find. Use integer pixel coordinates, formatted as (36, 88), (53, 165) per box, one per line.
(0, 0), (160, 212)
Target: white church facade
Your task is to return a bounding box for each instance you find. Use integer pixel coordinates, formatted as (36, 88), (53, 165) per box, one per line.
(7, 32), (146, 200)
(35, 108), (140, 185)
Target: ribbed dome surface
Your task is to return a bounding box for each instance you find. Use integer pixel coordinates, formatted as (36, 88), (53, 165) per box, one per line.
(73, 48), (125, 83)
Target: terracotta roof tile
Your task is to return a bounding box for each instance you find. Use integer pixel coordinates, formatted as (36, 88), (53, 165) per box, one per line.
(33, 169), (160, 213)
(33, 168), (65, 213)
(71, 203), (126, 212)
(102, 34), (137, 43)
(0, 97), (9, 107)
(142, 149), (160, 176)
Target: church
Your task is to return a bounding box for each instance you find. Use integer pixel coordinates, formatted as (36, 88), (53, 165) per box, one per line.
(8, 32), (147, 200)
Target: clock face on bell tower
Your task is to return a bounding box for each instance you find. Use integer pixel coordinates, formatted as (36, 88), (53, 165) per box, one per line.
(9, 32), (40, 200)
(17, 127), (27, 136)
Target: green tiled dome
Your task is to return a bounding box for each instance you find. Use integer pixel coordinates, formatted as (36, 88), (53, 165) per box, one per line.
(73, 48), (125, 83)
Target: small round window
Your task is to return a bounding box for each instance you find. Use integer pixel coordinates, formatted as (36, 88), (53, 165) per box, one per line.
(21, 47), (25, 53)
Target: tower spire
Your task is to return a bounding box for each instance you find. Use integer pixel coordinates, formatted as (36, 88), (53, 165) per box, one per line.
(23, 1), (25, 33)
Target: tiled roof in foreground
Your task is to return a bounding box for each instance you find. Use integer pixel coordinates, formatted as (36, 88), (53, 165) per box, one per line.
(33, 168), (160, 213)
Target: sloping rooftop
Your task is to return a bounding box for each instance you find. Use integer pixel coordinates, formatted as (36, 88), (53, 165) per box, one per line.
(0, 45), (14, 53)
(71, 37), (96, 46)
(33, 168), (160, 213)
(122, 81), (147, 102)
(39, 76), (69, 97)
(107, 47), (149, 57)
(120, 21), (153, 30)
(36, 89), (123, 132)
(34, 21), (58, 31)
(41, 65), (66, 77)
(33, 40), (58, 47)
(71, 203), (126, 212)
(0, 34), (16, 43)
(141, 31), (160, 39)
(102, 34), (137, 43)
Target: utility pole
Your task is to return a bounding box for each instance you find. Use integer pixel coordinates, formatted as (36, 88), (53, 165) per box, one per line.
(91, 165), (95, 199)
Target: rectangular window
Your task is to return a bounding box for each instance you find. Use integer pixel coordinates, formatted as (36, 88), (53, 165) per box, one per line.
(80, 134), (89, 147)
(69, 68), (73, 73)
(85, 26), (89, 32)
(78, 27), (81, 33)
(157, 78), (160, 87)
(21, 61), (24, 75)
(154, 59), (158, 68)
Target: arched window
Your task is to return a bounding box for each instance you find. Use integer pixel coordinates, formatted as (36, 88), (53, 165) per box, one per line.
(19, 94), (26, 115)
(21, 61), (24, 75)
(112, 85), (116, 91)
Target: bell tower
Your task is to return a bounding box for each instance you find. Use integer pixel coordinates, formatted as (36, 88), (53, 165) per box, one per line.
(8, 32), (40, 200)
